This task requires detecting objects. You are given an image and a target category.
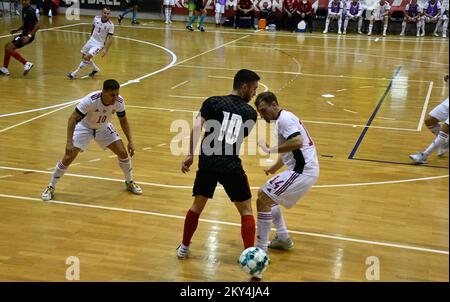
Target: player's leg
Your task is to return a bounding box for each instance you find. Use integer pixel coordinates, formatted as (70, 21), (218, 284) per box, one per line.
(416, 18), (422, 37)
(132, 5), (139, 24)
(187, 9), (198, 30)
(323, 15), (332, 33)
(178, 170), (217, 259)
(357, 16), (363, 34)
(410, 121), (449, 163)
(118, 7), (131, 24)
(337, 14), (342, 34)
(255, 189), (277, 252)
(442, 18), (448, 38)
(215, 3), (221, 26)
(106, 138), (142, 195)
(198, 9), (206, 31)
(382, 15), (388, 36)
(368, 15), (375, 35)
(400, 18), (407, 35)
(343, 16), (350, 34)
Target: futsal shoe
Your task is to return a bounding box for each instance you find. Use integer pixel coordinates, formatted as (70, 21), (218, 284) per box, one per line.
(186, 25), (193, 31)
(118, 15), (123, 25)
(268, 236), (294, 250)
(177, 244), (190, 259)
(88, 69), (100, 77)
(409, 152), (428, 164)
(438, 141), (449, 157)
(23, 62), (34, 76)
(0, 67), (10, 76)
(41, 186), (55, 201)
(67, 72), (74, 79)
(126, 180), (143, 195)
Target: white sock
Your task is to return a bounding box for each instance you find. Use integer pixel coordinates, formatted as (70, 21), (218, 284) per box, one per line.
(358, 18), (362, 32)
(88, 60), (100, 72)
(344, 18), (349, 32)
(427, 124), (441, 136)
(423, 131), (449, 157)
(169, 7), (172, 20)
(368, 23), (373, 34)
(338, 18), (342, 31)
(215, 12), (220, 24)
(256, 212), (272, 252)
(118, 157), (133, 183)
(49, 161), (68, 188)
(271, 205), (289, 239)
(417, 22), (421, 33)
(72, 60), (89, 75)
(165, 7), (169, 21)
(443, 20), (449, 34)
(325, 18), (330, 31)
(401, 21), (406, 33)
(383, 24), (388, 34)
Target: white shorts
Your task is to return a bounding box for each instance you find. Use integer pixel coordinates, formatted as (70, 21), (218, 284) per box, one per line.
(429, 98), (449, 122)
(81, 41), (103, 57)
(442, 14), (449, 20)
(73, 122), (121, 151)
(215, 3), (225, 14)
(262, 170), (318, 209)
(163, 0), (175, 5)
(424, 16), (439, 23)
(372, 14), (387, 21)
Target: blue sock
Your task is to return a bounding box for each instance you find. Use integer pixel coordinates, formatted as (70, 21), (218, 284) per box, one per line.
(121, 10), (129, 18)
(132, 10), (137, 21)
(188, 15), (197, 27)
(199, 15), (205, 28)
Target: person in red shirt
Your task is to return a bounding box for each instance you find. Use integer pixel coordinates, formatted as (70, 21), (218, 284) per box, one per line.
(295, 0), (314, 32)
(281, 0), (298, 31)
(235, 0), (257, 29)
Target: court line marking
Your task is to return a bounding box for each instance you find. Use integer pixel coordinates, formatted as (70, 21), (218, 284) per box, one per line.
(0, 23), (84, 39)
(114, 22), (449, 44)
(176, 64), (432, 83)
(343, 109), (358, 114)
(168, 95), (206, 99)
(417, 81), (434, 132)
(0, 193), (447, 255)
(348, 65), (402, 159)
(0, 166), (447, 189)
(170, 80), (190, 90)
(0, 31), (178, 132)
(0, 175), (12, 179)
(230, 44), (448, 67)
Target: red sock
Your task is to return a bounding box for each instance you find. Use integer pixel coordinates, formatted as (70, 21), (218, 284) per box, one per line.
(182, 209), (200, 247)
(10, 50), (27, 65)
(241, 215), (255, 249)
(3, 51), (11, 68)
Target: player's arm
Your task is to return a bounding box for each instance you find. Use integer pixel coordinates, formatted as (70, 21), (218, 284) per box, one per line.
(264, 156), (285, 175)
(118, 113), (136, 157)
(181, 115), (206, 173)
(66, 110), (83, 152)
(102, 34), (113, 57)
(259, 133), (303, 154)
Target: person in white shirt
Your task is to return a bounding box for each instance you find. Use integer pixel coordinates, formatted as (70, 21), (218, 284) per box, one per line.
(254, 92), (319, 263)
(343, 0), (363, 34)
(68, 8), (114, 79)
(368, 0), (391, 36)
(323, 0), (344, 34)
(400, 0), (423, 36)
(421, 0), (441, 36)
(436, 2), (449, 37)
(41, 79), (143, 201)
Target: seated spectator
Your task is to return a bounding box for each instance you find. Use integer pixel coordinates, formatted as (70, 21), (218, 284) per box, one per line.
(36, 0), (54, 17)
(295, 0), (314, 33)
(400, 0), (423, 36)
(323, 0), (344, 34)
(421, 0), (441, 36)
(281, 0), (298, 31)
(343, 0), (363, 34)
(436, 3), (448, 38)
(368, 0), (391, 36)
(235, 0), (256, 29)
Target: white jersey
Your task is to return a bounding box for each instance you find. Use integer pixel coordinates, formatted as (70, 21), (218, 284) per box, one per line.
(276, 110), (319, 177)
(76, 91), (125, 130)
(372, 1), (391, 18)
(88, 16), (114, 46)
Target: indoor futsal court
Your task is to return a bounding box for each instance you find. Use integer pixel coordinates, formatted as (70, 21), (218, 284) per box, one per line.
(0, 1), (448, 282)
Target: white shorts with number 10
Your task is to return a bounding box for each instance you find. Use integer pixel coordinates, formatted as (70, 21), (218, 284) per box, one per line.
(262, 170), (318, 209)
(73, 122), (121, 151)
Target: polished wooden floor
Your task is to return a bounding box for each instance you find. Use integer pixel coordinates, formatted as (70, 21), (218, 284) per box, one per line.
(0, 15), (448, 281)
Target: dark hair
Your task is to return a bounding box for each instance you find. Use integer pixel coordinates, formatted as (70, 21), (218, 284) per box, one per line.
(103, 79), (120, 91)
(255, 91), (278, 107)
(233, 69), (260, 90)
(103, 7), (111, 11)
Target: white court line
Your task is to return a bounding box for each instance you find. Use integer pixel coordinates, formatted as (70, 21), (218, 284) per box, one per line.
(168, 95), (206, 99)
(156, 143), (166, 147)
(0, 193), (447, 255)
(360, 86), (374, 89)
(88, 158), (101, 163)
(208, 75), (233, 80)
(71, 163), (80, 166)
(0, 99), (79, 118)
(108, 155), (116, 159)
(176, 64), (431, 83)
(170, 80), (190, 90)
(230, 44), (448, 67)
(327, 101), (335, 106)
(336, 89), (347, 92)
(0, 175), (12, 179)
(343, 109), (358, 114)
(417, 81), (434, 132)
(127, 105), (196, 114)
(142, 147), (152, 151)
(0, 23), (85, 39)
(378, 116), (396, 121)
(0, 166), (447, 189)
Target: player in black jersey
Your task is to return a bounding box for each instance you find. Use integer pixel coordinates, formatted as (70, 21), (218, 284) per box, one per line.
(0, 0), (39, 77)
(177, 69), (261, 259)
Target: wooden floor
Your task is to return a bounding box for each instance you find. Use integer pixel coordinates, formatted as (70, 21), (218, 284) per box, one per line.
(0, 15), (448, 281)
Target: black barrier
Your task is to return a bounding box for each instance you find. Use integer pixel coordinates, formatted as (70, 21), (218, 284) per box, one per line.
(59, 0), (162, 12)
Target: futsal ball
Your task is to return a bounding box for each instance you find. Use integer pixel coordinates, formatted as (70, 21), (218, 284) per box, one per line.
(238, 247), (269, 277)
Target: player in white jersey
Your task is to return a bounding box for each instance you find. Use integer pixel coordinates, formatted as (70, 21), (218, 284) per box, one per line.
(67, 8), (114, 79)
(41, 80), (143, 201)
(163, 0), (175, 24)
(368, 0), (391, 36)
(409, 75), (449, 163)
(343, 0), (363, 35)
(436, 2), (449, 38)
(254, 92), (319, 259)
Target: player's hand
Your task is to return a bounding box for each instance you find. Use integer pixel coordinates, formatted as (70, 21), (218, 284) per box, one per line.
(128, 142), (135, 157)
(22, 36), (30, 44)
(264, 167), (275, 176)
(65, 141), (76, 154)
(101, 49), (108, 57)
(258, 139), (270, 154)
(181, 154), (194, 173)
(444, 74), (449, 82)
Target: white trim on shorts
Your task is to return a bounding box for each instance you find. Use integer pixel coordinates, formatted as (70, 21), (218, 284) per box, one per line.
(262, 170), (318, 209)
(73, 122), (121, 151)
(429, 98), (449, 122)
(215, 3), (225, 14)
(81, 41), (103, 57)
